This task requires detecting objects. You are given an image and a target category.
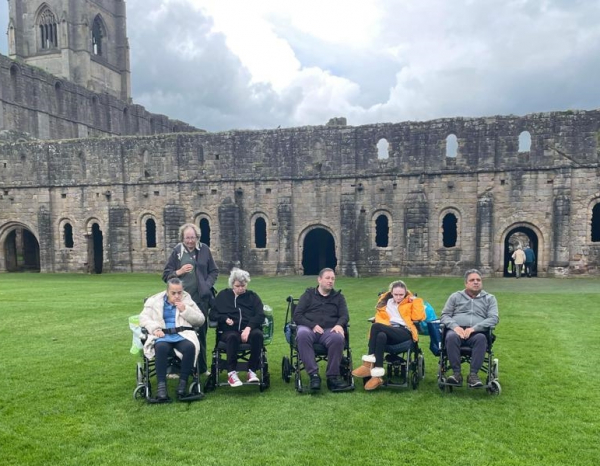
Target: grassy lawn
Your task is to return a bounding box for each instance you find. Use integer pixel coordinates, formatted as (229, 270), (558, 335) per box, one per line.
(0, 273), (598, 466)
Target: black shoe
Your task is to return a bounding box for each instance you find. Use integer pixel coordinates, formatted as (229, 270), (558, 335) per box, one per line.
(467, 373), (484, 388)
(157, 381), (169, 401)
(446, 372), (463, 386)
(176, 379), (188, 398)
(327, 376), (350, 391)
(309, 373), (321, 391)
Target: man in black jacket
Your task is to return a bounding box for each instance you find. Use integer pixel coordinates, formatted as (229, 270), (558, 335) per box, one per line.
(293, 268), (350, 391)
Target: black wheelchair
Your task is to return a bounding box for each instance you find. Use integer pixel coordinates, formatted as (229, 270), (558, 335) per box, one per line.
(204, 307), (273, 392)
(131, 316), (204, 403)
(281, 296), (354, 393)
(437, 324), (500, 395)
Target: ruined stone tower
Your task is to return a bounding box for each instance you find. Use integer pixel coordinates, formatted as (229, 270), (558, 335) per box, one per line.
(8, 0), (131, 101)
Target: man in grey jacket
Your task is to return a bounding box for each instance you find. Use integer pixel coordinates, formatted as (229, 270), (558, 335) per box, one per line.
(440, 269), (499, 388)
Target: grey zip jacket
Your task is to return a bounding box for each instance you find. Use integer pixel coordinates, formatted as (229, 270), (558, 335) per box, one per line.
(440, 290), (499, 332)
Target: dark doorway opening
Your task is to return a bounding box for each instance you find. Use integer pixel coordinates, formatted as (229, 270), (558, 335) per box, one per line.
(442, 213), (458, 247)
(88, 223), (103, 274)
(504, 226), (538, 277)
(4, 227), (40, 272)
(302, 228), (337, 275)
(199, 218), (211, 247)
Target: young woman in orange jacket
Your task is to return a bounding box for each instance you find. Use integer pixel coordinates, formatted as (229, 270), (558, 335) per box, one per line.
(352, 280), (425, 390)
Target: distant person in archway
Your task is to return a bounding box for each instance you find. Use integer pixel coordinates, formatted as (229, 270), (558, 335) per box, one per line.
(163, 223), (219, 376)
(524, 246), (535, 277)
(512, 246), (526, 279)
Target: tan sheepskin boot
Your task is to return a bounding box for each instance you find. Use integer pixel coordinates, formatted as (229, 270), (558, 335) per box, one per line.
(352, 354), (375, 378)
(364, 367), (385, 391)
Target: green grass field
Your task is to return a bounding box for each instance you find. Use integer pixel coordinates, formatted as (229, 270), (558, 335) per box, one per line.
(1, 273), (598, 466)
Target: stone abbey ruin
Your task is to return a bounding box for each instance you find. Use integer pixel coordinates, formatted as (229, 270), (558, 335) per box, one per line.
(2, 1), (600, 277)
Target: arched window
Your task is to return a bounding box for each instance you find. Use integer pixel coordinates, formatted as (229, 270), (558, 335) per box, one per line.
(377, 138), (389, 160)
(199, 218), (211, 246)
(254, 217), (267, 248)
(38, 7), (58, 49)
(63, 223), (74, 248)
(446, 134), (458, 158)
(92, 15), (106, 56)
(591, 203), (600, 242)
(375, 214), (389, 247)
(442, 213), (458, 248)
(518, 131), (531, 153)
(145, 218), (157, 248)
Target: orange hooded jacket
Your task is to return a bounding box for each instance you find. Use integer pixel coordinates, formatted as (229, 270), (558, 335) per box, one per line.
(374, 290), (426, 342)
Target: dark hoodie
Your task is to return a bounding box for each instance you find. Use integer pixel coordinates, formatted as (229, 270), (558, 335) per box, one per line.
(293, 287), (349, 329)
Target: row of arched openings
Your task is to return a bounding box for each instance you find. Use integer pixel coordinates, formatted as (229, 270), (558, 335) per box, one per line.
(373, 212), (458, 248)
(375, 132), (533, 160)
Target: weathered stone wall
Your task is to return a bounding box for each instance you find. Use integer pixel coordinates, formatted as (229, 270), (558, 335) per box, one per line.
(0, 53), (198, 140)
(1, 110), (599, 276)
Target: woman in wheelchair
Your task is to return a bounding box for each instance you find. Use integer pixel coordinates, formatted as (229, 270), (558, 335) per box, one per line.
(139, 278), (205, 401)
(210, 268), (265, 387)
(352, 280), (425, 390)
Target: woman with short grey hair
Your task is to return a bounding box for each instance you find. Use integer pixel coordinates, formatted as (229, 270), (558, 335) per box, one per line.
(210, 268), (265, 387)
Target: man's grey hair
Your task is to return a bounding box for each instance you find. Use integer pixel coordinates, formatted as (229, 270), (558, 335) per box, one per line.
(178, 223), (201, 242)
(463, 269), (482, 282)
(229, 267), (251, 288)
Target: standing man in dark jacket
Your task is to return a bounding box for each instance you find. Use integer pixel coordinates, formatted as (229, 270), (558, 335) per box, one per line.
(163, 223), (219, 375)
(293, 268), (350, 392)
(440, 269), (499, 388)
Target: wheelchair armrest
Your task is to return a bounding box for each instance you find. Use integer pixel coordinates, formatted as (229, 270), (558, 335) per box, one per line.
(208, 320), (218, 329)
(367, 317), (375, 323)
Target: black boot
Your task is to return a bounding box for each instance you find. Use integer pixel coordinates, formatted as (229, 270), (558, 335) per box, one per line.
(157, 381), (169, 401)
(176, 378), (188, 399)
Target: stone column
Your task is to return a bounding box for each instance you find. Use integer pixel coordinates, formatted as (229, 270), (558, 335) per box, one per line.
(475, 194), (493, 274)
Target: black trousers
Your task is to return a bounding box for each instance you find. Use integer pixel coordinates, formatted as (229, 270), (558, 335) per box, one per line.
(154, 339), (195, 384)
(221, 329), (263, 372)
(368, 323), (412, 367)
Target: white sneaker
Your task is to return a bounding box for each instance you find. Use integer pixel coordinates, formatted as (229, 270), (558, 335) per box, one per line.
(227, 371), (243, 387)
(247, 369), (259, 383)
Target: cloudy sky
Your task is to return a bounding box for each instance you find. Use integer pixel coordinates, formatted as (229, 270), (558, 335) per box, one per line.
(2, 0), (600, 132)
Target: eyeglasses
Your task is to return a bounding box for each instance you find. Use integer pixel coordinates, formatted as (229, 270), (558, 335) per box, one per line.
(184, 236), (198, 240)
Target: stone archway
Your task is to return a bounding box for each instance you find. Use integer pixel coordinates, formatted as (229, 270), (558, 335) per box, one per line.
(301, 228), (337, 275)
(503, 225), (538, 277)
(3, 226), (40, 272)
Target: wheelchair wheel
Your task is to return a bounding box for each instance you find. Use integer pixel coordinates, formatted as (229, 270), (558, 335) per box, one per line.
(133, 385), (147, 400)
(487, 380), (501, 396)
(189, 382), (201, 396)
(281, 356), (292, 383)
(417, 354), (425, 379)
(260, 372), (271, 392)
(204, 376), (216, 392)
(411, 371), (419, 390)
(136, 363), (144, 384)
(492, 358), (499, 379)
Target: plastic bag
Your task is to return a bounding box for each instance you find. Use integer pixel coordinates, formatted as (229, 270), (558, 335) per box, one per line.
(129, 315), (144, 356)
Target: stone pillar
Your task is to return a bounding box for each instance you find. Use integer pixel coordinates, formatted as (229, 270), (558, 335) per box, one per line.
(38, 206), (54, 272)
(404, 190), (429, 274)
(549, 191), (571, 274)
(163, 205), (186, 251)
(108, 206), (132, 272)
(475, 194), (493, 274)
(218, 197), (241, 270)
(340, 194), (358, 277)
(276, 198), (294, 275)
